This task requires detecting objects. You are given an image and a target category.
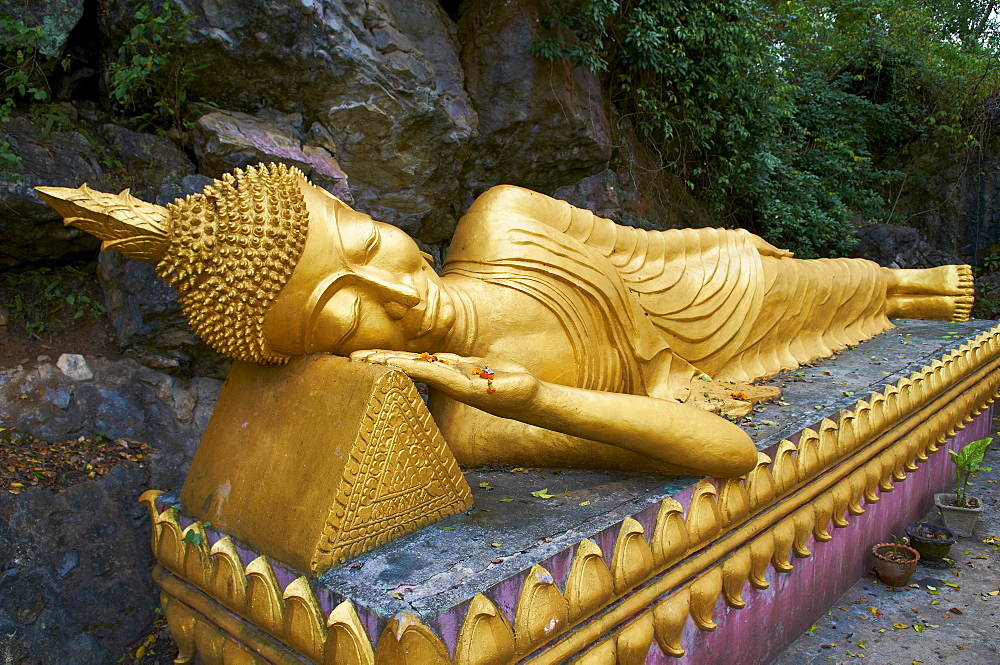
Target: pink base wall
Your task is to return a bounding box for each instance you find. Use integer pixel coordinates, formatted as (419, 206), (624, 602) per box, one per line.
(642, 408), (993, 665)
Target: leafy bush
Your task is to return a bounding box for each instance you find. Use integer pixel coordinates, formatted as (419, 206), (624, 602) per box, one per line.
(949, 436), (993, 506)
(0, 264), (106, 337)
(1, 1), (200, 159)
(534, 0), (1000, 257)
(0, 6), (71, 170)
(106, 1), (203, 130)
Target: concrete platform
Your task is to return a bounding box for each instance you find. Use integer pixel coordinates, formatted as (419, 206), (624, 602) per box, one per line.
(771, 421), (1000, 665)
(143, 318), (1000, 664)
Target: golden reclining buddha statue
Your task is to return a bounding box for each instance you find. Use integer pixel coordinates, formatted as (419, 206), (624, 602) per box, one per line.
(36, 164), (974, 479)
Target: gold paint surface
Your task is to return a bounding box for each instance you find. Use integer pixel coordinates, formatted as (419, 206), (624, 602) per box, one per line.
(180, 355), (472, 574)
(40, 169), (975, 478)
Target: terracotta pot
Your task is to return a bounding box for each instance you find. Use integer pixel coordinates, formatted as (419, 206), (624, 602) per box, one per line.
(934, 493), (983, 538)
(904, 522), (955, 564)
(872, 543), (920, 587)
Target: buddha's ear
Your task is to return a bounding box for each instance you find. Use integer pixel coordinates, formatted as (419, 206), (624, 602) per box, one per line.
(420, 250), (434, 265)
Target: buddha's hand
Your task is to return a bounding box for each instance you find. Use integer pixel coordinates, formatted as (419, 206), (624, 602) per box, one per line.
(348, 350), (539, 413)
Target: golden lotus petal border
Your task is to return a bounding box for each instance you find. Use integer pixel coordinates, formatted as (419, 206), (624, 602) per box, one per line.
(141, 325), (1000, 664)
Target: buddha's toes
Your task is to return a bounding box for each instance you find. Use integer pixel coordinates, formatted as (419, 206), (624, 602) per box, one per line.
(950, 293), (974, 322)
(949, 264), (975, 297)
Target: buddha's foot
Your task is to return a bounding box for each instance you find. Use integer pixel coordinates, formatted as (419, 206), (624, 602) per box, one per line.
(886, 264), (974, 322)
(886, 294), (974, 322)
(888, 264), (974, 296)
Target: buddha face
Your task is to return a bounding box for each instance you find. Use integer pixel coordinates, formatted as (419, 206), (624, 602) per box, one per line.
(262, 180), (453, 357)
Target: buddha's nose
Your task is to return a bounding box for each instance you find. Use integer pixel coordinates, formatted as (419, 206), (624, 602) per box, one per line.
(360, 271), (421, 309)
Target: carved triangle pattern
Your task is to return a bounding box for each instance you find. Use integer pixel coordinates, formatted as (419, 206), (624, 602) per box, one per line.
(312, 370), (471, 570)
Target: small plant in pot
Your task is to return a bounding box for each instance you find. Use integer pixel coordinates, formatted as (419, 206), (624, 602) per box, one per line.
(904, 522), (955, 568)
(935, 436), (993, 538)
(873, 536), (920, 587)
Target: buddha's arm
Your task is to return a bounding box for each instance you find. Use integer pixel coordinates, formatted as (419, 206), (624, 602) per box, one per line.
(520, 381), (757, 477)
(350, 350), (757, 478)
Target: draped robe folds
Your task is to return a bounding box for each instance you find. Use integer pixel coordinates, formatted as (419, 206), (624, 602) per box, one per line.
(443, 186), (892, 402)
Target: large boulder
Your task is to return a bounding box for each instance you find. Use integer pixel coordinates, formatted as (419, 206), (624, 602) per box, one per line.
(0, 114), (105, 268)
(192, 107), (351, 202)
(0, 356), (221, 488)
(852, 223), (958, 269)
(0, 0), (86, 58)
(456, 0), (613, 203)
(100, 0), (477, 241)
(0, 109), (202, 269)
(96, 124), (197, 202)
(0, 356), (221, 663)
(97, 251), (232, 379)
(889, 107), (1000, 265)
(0, 465), (155, 665)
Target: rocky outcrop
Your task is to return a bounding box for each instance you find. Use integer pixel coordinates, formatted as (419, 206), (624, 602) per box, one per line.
(852, 223), (959, 269)
(97, 251), (232, 379)
(0, 464), (155, 665)
(0, 355), (221, 488)
(4, 0), (86, 58)
(0, 355), (221, 663)
(885, 100), (1000, 265)
(96, 124), (197, 202)
(0, 109), (201, 268)
(0, 114), (105, 268)
(457, 1), (612, 205)
(192, 108), (351, 203)
(100, 0), (476, 239)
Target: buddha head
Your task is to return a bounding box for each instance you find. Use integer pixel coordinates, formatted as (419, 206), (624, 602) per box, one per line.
(35, 163), (452, 363)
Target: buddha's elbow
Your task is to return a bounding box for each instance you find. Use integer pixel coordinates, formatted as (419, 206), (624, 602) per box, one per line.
(703, 430), (758, 478)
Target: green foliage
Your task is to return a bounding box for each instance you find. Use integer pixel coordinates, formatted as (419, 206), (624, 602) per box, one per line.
(0, 5), (71, 171)
(948, 436), (993, 505)
(27, 102), (74, 137)
(979, 253), (1000, 274)
(535, 0), (1000, 257)
(107, 2), (202, 130)
(0, 2), (201, 174)
(891, 533), (905, 559)
(533, 0), (771, 188)
(1, 263), (106, 337)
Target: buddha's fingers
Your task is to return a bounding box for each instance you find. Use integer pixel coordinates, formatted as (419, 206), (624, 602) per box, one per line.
(430, 352), (530, 375)
(351, 349), (475, 387)
(428, 352), (487, 366)
(348, 349), (420, 365)
(350, 349), (539, 413)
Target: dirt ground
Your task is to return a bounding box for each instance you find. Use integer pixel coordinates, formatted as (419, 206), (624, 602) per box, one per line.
(771, 419), (1000, 665)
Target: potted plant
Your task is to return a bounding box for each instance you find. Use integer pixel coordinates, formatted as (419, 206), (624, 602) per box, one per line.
(904, 522), (955, 567)
(873, 536), (920, 587)
(935, 436), (993, 538)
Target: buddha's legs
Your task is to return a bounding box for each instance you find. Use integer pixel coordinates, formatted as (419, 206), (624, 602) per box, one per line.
(884, 265), (974, 321)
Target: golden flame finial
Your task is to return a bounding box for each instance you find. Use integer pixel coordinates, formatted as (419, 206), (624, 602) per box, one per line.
(34, 184), (170, 263)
